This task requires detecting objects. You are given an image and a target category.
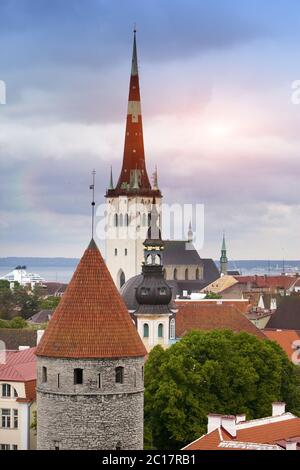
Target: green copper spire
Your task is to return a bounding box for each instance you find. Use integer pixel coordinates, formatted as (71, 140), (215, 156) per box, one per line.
(109, 166), (114, 190)
(220, 232), (228, 275)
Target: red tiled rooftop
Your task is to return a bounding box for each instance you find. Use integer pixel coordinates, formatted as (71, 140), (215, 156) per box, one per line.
(184, 415), (300, 450)
(36, 239), (147, 359)
(235, 275), (297, 290)
(175, 303), (265, 339)
(264, 329), (300, 361)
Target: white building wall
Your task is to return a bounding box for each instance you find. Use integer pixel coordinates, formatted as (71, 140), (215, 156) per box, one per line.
(136, 314), (170, 352)
(105, 196), (162, 287)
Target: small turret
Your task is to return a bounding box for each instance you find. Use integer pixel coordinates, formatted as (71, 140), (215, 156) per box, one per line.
(220, 232), (228, 275)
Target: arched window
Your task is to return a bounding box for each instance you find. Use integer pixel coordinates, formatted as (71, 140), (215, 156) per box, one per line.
(173, 268), (177, 280)
(115, 366), (124, 384)
(114, 248), (118, 256)
(42, 367), (47, 383)
(125, 248), (128, 256)
(1, 383), (17, 397)
(119, 214), (123, 227)
(170, 318), (176, 340)
(74, 368), (83, 385)
(143, 323), (149, 338)
(142, 213), (147, 226)
(155, 254), (161, 265)
(120, 271), (125, 288)
(196, 268), (200, 280)
(158, 323), (164, 338)
(125, 214), (129, 226)
(114, 213), (118, 227)
(185, 268), (189, 280)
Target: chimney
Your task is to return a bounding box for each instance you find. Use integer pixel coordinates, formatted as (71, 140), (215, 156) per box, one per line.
(272, 402), (286, 416)
(236, 414), (246, 424)
(207, 414), (222, 433)
(19, 346), (30, 351)
(286, 439), (297, 451)
(37, 329), (45, 345)
(221, 415), (236, 437)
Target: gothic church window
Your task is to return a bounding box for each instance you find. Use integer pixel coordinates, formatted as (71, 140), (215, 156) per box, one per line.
(173, 268), (177, 280)
(185, 268), (189, 280)
(114, 214), (118, 227)
(196, 268), (200, 280)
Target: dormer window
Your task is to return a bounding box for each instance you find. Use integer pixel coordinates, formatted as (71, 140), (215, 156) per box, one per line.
(141, 287), (150, 296)
(158, 287), (167, 295)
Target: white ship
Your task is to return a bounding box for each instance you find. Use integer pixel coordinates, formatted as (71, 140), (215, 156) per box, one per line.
(0, 265), (45, 287)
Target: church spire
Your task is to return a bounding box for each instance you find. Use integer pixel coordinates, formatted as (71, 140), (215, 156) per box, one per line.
(109, 166), (114, 190)
(220, 232), (228, 275)
(110, 30), (158, 196)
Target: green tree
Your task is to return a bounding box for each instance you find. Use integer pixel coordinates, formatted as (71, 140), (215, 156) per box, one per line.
(12, 285), (41, 319)
(40, 296), (60, 310)
(144, 330), (300, 449)
(205, 292), (222, 299)
(0, 281), (14, 319)
(9, 316), (28, 328)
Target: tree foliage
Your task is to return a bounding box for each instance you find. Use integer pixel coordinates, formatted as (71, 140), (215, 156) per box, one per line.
(144, 330), (300, 449)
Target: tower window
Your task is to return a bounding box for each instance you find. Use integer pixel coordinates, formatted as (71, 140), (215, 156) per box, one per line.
(120, 271), (126, 288)
(158, 323), (164, 338)
(134, 371), (137, 387)
(42, 366), (47, 383)
(185, 268), (189, 280)
(196, 268), (200, 280)
(170, 318), (176, 340)
(143, 323), (149, 338)
(74, 368), (83, 385)
(57, 374), (60, 388)
(173, 268), (177, 280)
(125, 214), (129, 226)
(115, 248), (118, 256)
(125, 248), (128, 256)
(98, 373), (102, 389)
(141, 287), (150, 296)
(115, 366), (124, 384)
(142, 366), (144, 380)
(114, 214), (118, 227)
(158, 287), (167, 295)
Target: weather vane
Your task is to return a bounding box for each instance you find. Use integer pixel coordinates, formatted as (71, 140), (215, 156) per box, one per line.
(90, 169), (96, 239)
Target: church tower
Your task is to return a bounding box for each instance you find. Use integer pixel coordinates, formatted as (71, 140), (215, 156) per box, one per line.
(105, 30), (162, 288)
(134, 199), (175, 351)
(220, 233), (228, 275)
(36, 238), (147, 450)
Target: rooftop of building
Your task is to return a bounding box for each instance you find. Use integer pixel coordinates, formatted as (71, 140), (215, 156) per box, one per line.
(183, 405), (300, 450)
(175, 303), (265, 339)
(0, 347), (36, 383)
(0, 328), (38, 350)
(36, 239), (147, 359)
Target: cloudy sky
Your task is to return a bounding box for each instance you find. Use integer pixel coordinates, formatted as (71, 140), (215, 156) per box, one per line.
(1, 0), (300, 260)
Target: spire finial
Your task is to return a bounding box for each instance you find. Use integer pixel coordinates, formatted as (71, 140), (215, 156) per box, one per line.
(187, 221), (193, 242)
(109, 166), (114, 190)
(133, 23), (137, 34)
(90, 169), (96, 239)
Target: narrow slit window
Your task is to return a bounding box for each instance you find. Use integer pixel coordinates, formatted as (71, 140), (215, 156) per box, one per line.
(74, 368), (83, 385)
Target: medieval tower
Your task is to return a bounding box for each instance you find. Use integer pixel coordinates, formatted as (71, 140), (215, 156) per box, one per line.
(36, 238), (147, 450)
(105, 30), (162, 288)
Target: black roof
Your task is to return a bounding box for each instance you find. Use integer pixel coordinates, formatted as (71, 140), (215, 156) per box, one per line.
(163, 240), (202, 265)
(267, 296), (300, 329)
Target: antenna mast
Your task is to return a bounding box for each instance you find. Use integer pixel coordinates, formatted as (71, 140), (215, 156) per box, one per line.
(90, 170), (96, 239)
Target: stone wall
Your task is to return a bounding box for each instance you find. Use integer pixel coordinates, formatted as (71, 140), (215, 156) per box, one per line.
(37, 356), (144, 450)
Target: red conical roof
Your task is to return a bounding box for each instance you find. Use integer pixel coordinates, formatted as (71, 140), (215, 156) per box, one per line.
(105, 30), (161, 198)
(36, 239), (147, 359)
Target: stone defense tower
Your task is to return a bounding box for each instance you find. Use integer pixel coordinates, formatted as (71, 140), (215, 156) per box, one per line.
(220, 233), (228, 275)
(105, 30), (162, 289)
(36, 239), (147, 450)
(134, 200), (176, 351)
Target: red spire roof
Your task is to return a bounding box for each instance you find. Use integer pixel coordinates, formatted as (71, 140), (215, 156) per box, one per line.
(107, 30), (161, 197)
(36, 239), (147, 359)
